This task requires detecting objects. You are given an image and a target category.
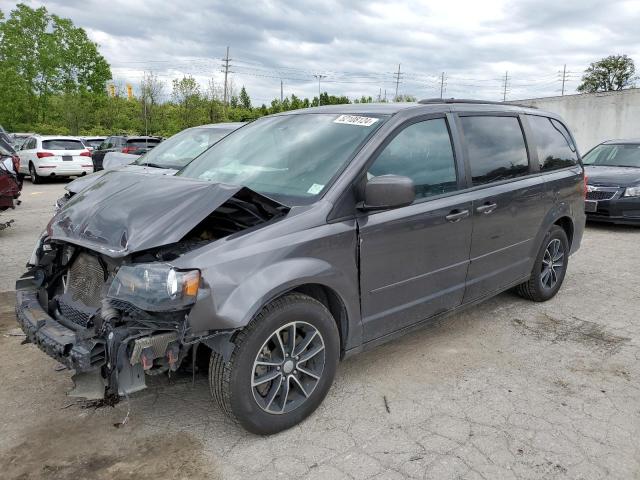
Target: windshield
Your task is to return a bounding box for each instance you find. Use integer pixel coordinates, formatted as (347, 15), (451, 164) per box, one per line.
(178, 113), (387, 204)
(583, 144), (640, 168)
(134, 127), (232, 169)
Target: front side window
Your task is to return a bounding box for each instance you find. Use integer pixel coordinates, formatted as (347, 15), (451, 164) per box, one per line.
(180, 113), (387, 205)
(583, 143), (640, 168)
(460, 116), (529, 185)
(527, 115), (578, 171)
(368, 118), (458, 199)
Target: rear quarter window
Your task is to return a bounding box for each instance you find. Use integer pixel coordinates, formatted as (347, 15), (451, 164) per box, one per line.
(526, 115), (578, 171)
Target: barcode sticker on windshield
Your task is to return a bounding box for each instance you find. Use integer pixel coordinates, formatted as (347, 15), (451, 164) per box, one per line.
(333, 115), (379, 127)
(307, 183), (324, 194)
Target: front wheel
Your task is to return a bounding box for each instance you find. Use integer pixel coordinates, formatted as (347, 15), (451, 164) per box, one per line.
(209, 293), (340, 435)
(516, 225), (569, 302)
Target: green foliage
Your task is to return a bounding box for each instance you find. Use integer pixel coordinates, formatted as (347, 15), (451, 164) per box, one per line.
(0, 4), (405, 138)
(577, 55), (637, 93)
(0, 3), (111, 130)
(239, 86), (251, 109)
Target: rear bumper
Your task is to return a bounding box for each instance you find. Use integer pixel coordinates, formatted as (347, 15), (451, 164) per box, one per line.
(586, 196), (640, 225)
(34, 164), (93, 176)
(15, 286), (105, 372)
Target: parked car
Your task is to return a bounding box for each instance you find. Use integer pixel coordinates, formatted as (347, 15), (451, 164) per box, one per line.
(80, 136), (106, 152)
(57, 123), (245, 208)
(91, 135), (162, 171)
(10, 132), (35, 149)
(0, 138), (21, 230)
(582, 139), (640, 225)
(16, 100), (585, 434)
(16, 135), (93, 183)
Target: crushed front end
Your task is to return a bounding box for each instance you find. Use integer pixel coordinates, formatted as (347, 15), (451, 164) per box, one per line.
(16, 239), (203, 400)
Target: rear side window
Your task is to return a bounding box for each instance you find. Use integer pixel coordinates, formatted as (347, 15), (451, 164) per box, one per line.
(126, 139), (161, 147)
(527, 115), (578, 171)
(460, 116), (529, 185)
(368, 118), (458, 199)
(42, 139), (85, 150)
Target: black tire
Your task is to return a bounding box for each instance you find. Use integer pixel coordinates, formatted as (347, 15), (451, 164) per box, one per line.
(209, 293), (340, 435)
(29, 163), (41, 184)
(516, 225), (569, 302)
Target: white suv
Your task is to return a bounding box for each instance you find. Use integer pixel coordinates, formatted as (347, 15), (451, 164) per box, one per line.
(17, 135), (94, 183)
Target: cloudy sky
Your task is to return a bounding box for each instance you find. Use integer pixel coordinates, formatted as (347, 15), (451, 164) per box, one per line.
(2, 0), (639, 104)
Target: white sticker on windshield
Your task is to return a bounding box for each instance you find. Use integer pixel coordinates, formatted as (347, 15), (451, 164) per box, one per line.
(307, 183), (324, 194)
(333, 115), (379, 127)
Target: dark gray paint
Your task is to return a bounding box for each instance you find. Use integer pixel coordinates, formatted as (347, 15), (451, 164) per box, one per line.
(32, 101), (585, 357)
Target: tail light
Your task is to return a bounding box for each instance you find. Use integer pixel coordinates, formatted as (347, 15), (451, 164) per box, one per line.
(36, 152), (54, 158)
(80, 150), (92, 157)
(121, 147), (136, 154)
(11, 155), (19, 173)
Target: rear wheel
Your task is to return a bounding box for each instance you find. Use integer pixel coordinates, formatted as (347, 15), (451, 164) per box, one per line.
(209, 293), (340, 435)
(29, 163), (41, 184)
(516, 225), (569, 302)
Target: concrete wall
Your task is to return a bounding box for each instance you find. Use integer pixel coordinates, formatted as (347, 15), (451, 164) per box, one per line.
(515, 89), (640, 153)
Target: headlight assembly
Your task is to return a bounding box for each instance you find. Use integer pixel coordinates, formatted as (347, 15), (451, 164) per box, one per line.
(107, 263), (200, 311)
(623, 186), (640, 197)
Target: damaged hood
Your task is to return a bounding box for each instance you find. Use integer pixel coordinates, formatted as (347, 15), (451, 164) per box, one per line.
(49, 171), (276, 257)
(66, 164), (175, 194)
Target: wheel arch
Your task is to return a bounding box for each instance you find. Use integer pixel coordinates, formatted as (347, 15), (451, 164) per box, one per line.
(553, 215), (574, 249)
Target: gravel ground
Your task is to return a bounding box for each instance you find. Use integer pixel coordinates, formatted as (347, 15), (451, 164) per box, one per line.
(0, 180), (639, 479)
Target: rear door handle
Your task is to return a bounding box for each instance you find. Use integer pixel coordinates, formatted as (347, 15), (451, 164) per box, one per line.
(476, 202), (497, 214)
(445, 209), (470, 222)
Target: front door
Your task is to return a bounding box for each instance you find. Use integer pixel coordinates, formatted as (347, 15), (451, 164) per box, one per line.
(357, 116), (473, 342)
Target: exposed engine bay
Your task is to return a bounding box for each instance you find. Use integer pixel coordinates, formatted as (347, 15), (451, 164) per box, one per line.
(15, 183), (289, 400)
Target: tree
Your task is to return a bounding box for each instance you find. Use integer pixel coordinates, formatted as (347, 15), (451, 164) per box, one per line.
(577, 55), (637, 93)
(171, 75), (204, 129)
(139, 71), (164, 134)
(0, 3), (111, 127)
(239, 86), (251, 109)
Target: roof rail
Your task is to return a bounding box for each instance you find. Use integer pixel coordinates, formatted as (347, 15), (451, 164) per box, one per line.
(418, 98), (537, 109)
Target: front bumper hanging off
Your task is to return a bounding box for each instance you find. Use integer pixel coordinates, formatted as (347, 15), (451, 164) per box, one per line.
(15, 287), (106, 372)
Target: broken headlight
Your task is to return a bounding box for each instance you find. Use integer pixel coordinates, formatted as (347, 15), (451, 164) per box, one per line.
(107, 263), (200, 311)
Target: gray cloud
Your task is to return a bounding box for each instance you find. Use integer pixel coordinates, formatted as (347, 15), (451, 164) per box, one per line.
(1, 0), (639, 103)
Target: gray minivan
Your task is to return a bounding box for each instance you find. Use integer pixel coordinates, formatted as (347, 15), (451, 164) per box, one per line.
(16, 99), (585, 434)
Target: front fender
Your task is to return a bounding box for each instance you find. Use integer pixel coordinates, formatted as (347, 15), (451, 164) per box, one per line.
(188, 256), (362, 348)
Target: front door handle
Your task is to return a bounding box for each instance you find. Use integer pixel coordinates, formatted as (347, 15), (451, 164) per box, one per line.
(445, 209), (470, 222)
(476, 202), (497, 214)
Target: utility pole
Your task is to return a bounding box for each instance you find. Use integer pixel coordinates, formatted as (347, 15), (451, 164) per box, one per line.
(221, 46), (232, 106)
(378, 87), (381, 102)
(280, 79), (284, 103)
(393, 64), (402, 101)
(313, 74), (327, 106)
(440, 72), (446, 98)
(502, 71), (509, 102)
(561, 64), (567, 96)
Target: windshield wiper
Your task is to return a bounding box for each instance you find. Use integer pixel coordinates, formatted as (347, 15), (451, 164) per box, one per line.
(140, 162), (169, 169)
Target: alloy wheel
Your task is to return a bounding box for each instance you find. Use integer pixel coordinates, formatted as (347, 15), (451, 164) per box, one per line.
(541, 238), (564, 289)
(251, 321), (325, 415)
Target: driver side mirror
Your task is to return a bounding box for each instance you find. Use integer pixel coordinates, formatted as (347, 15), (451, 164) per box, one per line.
(360, 174), (415, 211)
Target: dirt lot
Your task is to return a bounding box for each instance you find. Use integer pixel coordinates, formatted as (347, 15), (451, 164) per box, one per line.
(0, 181), (639, 479)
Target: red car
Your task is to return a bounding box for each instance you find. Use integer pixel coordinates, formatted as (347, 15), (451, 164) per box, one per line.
(0, 136), (22, 230)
